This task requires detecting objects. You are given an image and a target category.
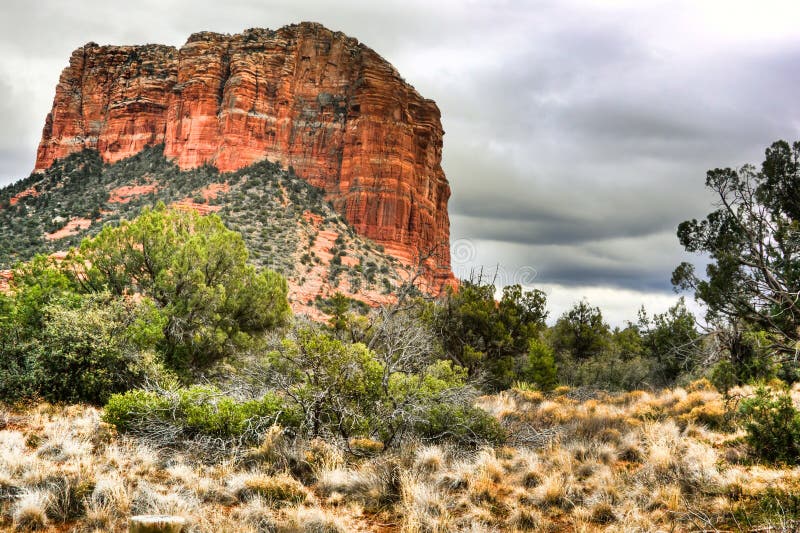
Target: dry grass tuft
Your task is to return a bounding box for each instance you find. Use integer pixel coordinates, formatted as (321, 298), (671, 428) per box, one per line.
(348, 437), (385, 456)
(316, 459), (400, 513)
(412, 445), (445, 475)
(232, 496), (279, 531)
(590, 501), (617, 524)
(237, 472), (308, 505)
(131, 481), (199, 518)
(12, 489), (51, 531)
(508, 506), (543, 531)
(282, 506), (346, 533)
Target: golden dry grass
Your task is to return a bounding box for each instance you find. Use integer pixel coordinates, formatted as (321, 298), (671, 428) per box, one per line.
(1, 382), (800, 531)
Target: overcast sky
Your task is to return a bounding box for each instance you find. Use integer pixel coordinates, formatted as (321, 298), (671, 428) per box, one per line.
(2, 0), (799, 324)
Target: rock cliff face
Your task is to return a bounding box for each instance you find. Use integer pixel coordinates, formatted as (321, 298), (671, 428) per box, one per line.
(35, 23), (452, 284)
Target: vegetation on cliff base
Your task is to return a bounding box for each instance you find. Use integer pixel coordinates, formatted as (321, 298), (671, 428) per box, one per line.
(0, 146), (403, 312)
(75, 203), (291, 369)
(0, 206), (291, 401)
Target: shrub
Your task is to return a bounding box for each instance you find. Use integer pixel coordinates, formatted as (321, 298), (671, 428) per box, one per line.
(559, 351), (654, 391)
(639, 298), (701, 384)
(265, 328), (384, 440)
(712, 329), (777, 390)
(103, 390), (171, 431)
(0, 257), (81, 402)
(414, 404), (506, 446)
(103, 386), (297, 443)
(0, 344), (37, 402)
(709, 360), (739, 393)
(551, 299), (610, 361)
(1, 284), (169, 405)
(260, 324), (502, 448)
(32, 296), (159, 405)
(523, 339), (558, 391)
(739, 385), (800, 464)
(176, 387), (291, 437)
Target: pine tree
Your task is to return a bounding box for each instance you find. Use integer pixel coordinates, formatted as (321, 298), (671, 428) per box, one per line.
(524, 338), (558, 391)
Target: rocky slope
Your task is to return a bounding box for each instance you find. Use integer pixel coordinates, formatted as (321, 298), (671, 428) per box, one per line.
(34, 22), (452, 285)
(1, 147), (412, 318)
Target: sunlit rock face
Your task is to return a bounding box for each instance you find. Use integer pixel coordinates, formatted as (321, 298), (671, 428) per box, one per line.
(35, 22), (453, 285)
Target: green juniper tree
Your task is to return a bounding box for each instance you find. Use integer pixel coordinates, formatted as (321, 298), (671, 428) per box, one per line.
(427, 280), (548, 391)
(673, 139), (800, 368)
(73, 203), (291, 370)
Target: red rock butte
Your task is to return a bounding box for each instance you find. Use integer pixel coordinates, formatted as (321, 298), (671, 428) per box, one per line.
(35, 22), (453, 285)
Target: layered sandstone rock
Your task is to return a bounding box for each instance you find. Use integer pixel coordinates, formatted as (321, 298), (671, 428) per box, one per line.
(35, 23), (452, 284)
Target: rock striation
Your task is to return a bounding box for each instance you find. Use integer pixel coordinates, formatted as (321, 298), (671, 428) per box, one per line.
(35, 22), (452, 284)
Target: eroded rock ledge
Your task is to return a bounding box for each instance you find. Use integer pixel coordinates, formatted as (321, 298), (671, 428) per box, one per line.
(35, 22), (452, 284)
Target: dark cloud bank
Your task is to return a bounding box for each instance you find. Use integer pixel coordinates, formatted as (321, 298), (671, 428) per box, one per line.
(1, 0), (799, 323)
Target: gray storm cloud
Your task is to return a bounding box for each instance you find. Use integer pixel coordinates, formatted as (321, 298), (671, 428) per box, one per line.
(1, 0), (799, 323)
